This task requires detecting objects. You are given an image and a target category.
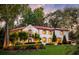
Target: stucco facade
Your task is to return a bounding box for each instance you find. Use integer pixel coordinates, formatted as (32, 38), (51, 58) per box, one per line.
(10, 25), (69, 44)
(22, 25), (69, 43)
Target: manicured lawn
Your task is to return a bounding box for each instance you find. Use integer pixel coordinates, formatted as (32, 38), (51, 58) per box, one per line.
(0, 44), (77, 55)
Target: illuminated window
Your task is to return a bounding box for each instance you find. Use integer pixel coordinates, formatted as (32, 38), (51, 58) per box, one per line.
(48, 38), (52, 43)
(56, 37), (62, 43)
(42, 30), (46, 34)
(42, 37), (47, 43)
(9, 41), (12, 46)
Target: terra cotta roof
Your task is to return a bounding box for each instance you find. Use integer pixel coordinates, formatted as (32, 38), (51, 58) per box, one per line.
(34, 26), (69, 31)
(10, 25), (69, 32)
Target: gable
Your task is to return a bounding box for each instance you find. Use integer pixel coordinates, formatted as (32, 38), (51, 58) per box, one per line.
(22, 25), (38, 33)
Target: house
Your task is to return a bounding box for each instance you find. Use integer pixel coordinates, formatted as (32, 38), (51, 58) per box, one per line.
(10, 25), (69, 44)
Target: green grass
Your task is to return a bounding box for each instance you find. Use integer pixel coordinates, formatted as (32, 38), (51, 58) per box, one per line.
(0, 44), (77, 55)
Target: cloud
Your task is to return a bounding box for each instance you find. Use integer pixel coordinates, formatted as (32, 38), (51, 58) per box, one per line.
(29, 4), (57, 15)
(43, 4), (57, 15)
(44, 8), (57, 15)
(29, 4), (79, 15)
(29, 4), (44, 11)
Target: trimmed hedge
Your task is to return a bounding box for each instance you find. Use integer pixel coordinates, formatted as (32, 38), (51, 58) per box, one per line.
(7, 44), (45, 50)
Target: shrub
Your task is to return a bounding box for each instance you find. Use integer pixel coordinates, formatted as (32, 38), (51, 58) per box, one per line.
(26, 44), (35, 49)
(52, 31), (56, 42)
(32, 34), (35, 38)
(62, 35), (67, 44)
(9, 32), (18, 45)
(18, 32), (28, 41)
(14, 45), (21, 50)
(35, 33), (41, 39)
(39, 44), (46, 49)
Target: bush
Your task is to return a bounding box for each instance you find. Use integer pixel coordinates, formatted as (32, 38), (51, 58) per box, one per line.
(35, 33), (41, 39)
(5, 44), (45, 50)
(14, 45), (21, 50)
(18, 32), (28, 40)
(52, 31), (56, 42)
(26, 44), (35, 49)
(39, 44), (46, 49)
(10, 32), (18, 44)
(62, 35), (67, 44)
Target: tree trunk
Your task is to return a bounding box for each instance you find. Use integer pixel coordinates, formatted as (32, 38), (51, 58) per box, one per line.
(3, 23), (9, 49)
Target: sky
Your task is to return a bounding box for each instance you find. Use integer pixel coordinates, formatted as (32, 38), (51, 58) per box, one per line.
(29, 4), (79, 15)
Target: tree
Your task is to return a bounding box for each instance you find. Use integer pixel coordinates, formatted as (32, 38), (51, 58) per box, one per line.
(62, 35), (67, 44)
(52, 31), (56, 42)
(0, 4), (23, 48)
(10, 32), (18, 46)
(0, 5), (33, 48)
(21, 5), (35, 25)
(33, 7), (44, 26)
(15, 5), (44, 26)
(47, 10), (63, 28)
(69, 31), (75, 40)
(71, 25), (79, 40)
(62, 7), (79, 28)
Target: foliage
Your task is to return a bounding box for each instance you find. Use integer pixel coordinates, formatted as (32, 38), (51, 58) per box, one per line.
(52, 31), (56, 42)
(47, 10), (63, 28)
(34, 33), (41, 40)
(46, 7), (79, 28)
(0, 4), (24, 48)
(0, 4), (22, 29)
(22, 6), (44, 26)
(62, 35), (67, 44)
(74, 26), (79, 40)
(18, 32), (28, 40)
(10, 32), (18, 43)
(69, 31), (75, 40)
(33, 7), (44, 26)
(22, 5), (34, 25)
(0, 29), (4, 49)
(32, 34), (35, 38)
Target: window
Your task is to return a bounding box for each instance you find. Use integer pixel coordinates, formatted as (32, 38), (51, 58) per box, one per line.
(42, 37), (47, 43)
(56, 37), (62, 43)
(48, 38), (52, 43)
(42, 30), (46, 34)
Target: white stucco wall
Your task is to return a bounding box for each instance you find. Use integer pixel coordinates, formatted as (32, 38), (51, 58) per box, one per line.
(64, 31), (69, 41)
(38, 30), (53, 43)
(22, 25), (69, 43)
(55, 30), (69, 41)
